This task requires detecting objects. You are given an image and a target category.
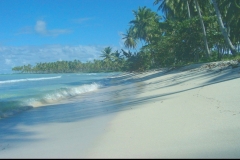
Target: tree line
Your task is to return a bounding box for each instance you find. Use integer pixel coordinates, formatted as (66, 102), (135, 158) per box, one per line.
(13, 0), (240, 73)
(12, 47), (127, 73)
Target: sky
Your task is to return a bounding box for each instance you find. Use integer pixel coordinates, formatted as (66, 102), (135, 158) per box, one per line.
(0, 0), (160, 73)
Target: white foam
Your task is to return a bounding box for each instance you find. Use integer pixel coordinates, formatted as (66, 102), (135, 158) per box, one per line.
(0, 76), (61, 84)
(87, 73), (97, 75)
(25, 83), (101, 107)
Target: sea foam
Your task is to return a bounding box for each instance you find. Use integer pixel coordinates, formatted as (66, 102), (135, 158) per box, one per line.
(26, 82), (101, 107)
(0, 82), (101, 118)
(0, 76), (61, 84)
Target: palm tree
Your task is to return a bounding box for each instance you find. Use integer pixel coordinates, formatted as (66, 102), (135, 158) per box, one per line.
(153, 0), (175, 19)
(122, 27), (138, 49)
(154, 0), (211, 58)
(110, 50), (124, 71)
(154, 0), (194, 19)
(235, 0), (240, 8)
(100, 47), (113, 61)
(186, 0), (191, 18)
(217, 0), (240, 53)
(194, 0), (210, 58)
(212, 0), (237, 56)
(100, 47), (113, 71)
(129, 6), (161, 44)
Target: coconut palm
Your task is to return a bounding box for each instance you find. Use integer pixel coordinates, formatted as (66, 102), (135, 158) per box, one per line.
(129, 6), (161, 44)
(153, 0), (195, 19)
(122, 27), (138, 49)
(212, 0), (237, 56)
(217, 0), (240, 53)
(154, 0), (211, 58)
(153, 0), (175, 19)
(100, 47), (113, 61)
(235, 0), (240, 8)
(194, 0), (210, 58)
(100, 47), (114, 71)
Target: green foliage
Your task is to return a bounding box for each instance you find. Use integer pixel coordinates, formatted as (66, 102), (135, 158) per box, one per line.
(222, 53), (240, 61)
(13, 0), (240, 73)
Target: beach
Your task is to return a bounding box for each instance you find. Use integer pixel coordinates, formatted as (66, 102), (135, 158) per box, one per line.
(1, 60), (240, 158)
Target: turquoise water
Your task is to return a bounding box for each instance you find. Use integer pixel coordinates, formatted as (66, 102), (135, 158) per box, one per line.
(0, 72), (121, 119)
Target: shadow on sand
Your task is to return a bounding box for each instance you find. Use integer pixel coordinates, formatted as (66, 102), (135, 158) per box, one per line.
(0, 65), (240, 149)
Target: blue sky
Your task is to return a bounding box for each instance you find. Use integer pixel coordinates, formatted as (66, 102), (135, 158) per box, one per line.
(0, 0), (160, 73)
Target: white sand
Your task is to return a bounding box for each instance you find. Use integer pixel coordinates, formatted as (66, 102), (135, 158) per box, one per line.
(1, 61), (240, 158)
(85, 61), (240, 158)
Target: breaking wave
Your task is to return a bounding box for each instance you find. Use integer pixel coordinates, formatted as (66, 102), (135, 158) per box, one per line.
(0, 82), (101, 119)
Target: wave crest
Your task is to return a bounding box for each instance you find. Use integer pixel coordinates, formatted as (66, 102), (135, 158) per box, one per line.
(0, 82), (101, 119)
(27, 82), (101, 107)
(0, 76), (61, 84)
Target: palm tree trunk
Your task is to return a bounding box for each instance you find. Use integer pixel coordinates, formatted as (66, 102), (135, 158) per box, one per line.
(194, 0), (210, 58)
(235, 0), (240, 9)
(212, 0), (237, 56)
(186, 0), (191, 18)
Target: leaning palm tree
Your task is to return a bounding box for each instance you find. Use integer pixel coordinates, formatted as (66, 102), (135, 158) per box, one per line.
(186, 0), (191, 18)
(212, 0), (237, 56)
(194, 0), (210, 58)
(212, 0), (240, 56)
(234, 0), (240, 9)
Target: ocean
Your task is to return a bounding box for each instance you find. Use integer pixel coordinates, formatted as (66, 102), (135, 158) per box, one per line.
(0, 72), (122, 119)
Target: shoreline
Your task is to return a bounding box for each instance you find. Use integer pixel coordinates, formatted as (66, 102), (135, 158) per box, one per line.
(1, 60), (240, 158)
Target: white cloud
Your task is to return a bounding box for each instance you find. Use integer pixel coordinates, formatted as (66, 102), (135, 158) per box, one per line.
(35, 20), (47, 34)
(16, 20), (71, 36)
(5, 59), (12, 65)
(0, 45), (105, 73)
(33, 20), (72, 36)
